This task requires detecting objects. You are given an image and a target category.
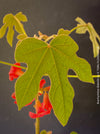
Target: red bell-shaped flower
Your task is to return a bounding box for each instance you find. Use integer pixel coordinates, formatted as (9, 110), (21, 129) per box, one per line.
(9, 63), (24, 81)
(29, 92), (52, 119)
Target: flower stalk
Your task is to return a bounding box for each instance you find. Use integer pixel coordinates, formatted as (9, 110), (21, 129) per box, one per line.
(35, 117), (40, 134)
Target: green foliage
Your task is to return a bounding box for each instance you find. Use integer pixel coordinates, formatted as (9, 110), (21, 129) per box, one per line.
(40, 130), (52, 134)
(57, 28), (70, 35)
(70, 131), (78, 134)
(0, 12), (27, 46)
(40, 130), (47, 134)
(16, 34), (27, 46)
(75, 17), (100, 58)
(15, 35), (94, 126)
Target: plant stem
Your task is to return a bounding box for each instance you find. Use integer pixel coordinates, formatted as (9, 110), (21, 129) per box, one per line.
(45, 35), (56, 43)
(35, 117), (40, 134)
(67, 75), (100, 78)
(0, 60), (100, 78)
(69, 24), (87, 34)
(0, 60), (26, 70)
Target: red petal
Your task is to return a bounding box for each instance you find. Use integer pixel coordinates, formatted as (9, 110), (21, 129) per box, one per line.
(9, 63), (22, 81)
(40, 79), (46, 88)
(25, 98), (35, 106)
(14, 101), (17, 104)
(43, 92), (52, 110)
(11, 92), (16, 99)
(29, 112), (39, 118)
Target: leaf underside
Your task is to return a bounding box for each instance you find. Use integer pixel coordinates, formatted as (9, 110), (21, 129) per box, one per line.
(75, 17), (100, 58)
(15, 35), (94, 126)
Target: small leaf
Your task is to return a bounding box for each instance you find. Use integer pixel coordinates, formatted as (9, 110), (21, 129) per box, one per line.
(75, 17), (100, 57)
(17, 34), (27, 40)
(88, 23), (100, 58)
(58, 28), (70, 35)
(70, 131), (78, 134)
(15, 35), (94, 126)
(0, 24), (7, 38)
(16, 34), (27, 47)
(6, 24), (14, 47)
(40, 130), (52, 134)
(40, 130), (47, 134)
(15, 12), (27, 22)
(0, 12), (27, 46)
(75, 17), (87, 34)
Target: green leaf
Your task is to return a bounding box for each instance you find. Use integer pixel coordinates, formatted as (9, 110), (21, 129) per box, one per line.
(75, 17), (100, 57)
(17, 34), (27, 40)
(15, 35), (94, 126)
(6, 24), (14, 47)
(16, 33), (27, 46)
(40, 130), (47, 134)
(0, 12), (27, 46)
(57, 28), (70, 35)
(70, 131), (78, 134)
(0, 24), (7, 38)
(15, 12), (27, 22)
(40, 130), (52, 134)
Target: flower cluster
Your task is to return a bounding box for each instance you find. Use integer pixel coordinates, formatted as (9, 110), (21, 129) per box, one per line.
(9, 63), (52, 118)
(29, 92), (52, 118)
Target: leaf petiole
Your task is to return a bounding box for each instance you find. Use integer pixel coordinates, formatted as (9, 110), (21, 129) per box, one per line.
(44, 34), (57, 43)
(0, 60), (26, 70)
(69, 24), (87, 34)
(0, 60), (100, 78)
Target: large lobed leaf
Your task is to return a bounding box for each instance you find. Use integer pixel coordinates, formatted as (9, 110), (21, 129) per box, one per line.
(75, 17), (100, 58)
(0, 12), (27, 46)
(15, 35), (94, 126)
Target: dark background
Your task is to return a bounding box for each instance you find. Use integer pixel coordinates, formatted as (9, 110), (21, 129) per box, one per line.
(0, 0), (100, 134)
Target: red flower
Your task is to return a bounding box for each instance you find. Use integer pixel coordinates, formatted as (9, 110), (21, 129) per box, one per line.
(11, 92), (17, 104)
(29, 92), (52, 119)
(9, 63), (24, 81)
(11, 79), (46, 106)
(39, 79), (46, 88)
(11, 92), (35, 106)
(43, 92), (52, 111)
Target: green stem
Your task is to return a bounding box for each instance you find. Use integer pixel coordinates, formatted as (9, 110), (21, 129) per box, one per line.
(0, 60), (100, 78)
(0, 60), (26, 70)
(45, 35), (56, 43)
(35, 118), (40, 134)
(67, 75), (100, 78)
(69, 24), (87, 34)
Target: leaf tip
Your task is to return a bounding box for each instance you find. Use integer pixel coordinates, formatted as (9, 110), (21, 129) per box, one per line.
(18, 105), (22, 111)
(91, 78), (95, 84)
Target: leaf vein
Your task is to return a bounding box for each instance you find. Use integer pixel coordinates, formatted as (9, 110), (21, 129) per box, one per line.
(19, 48), (48, 107)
